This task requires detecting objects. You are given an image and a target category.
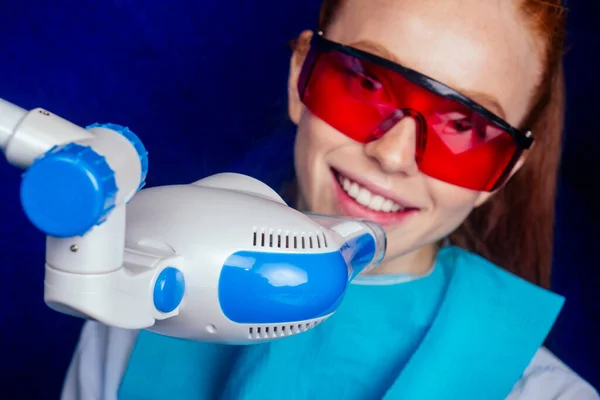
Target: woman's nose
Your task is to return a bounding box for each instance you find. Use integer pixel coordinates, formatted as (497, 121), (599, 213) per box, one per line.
(364, 117), (419, 175)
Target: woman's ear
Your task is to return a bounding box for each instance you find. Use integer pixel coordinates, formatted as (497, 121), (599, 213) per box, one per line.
(288, 30), (314, 125)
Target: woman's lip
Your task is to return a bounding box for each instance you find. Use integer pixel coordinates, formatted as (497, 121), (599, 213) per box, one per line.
(331, 171), (419, 226)
(331, 167), (421, 210)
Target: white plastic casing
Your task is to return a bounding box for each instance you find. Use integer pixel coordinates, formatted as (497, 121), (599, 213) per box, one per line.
(1, 104), (93, 169)
(0, 98), (27, 149)
(124, 173), (346, 343)
(45, 173), (384, 344)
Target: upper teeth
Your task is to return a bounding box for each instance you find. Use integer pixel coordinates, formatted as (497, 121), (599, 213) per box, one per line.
(339, 175), (405, 213)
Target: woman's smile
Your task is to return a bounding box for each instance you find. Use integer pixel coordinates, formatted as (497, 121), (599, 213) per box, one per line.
(330, 167), (421, 226)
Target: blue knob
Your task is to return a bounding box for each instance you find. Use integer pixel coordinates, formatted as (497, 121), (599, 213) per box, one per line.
(20, 143), (118, 238)
(87, 123), (149, 191)
(153, 267), (186, 313)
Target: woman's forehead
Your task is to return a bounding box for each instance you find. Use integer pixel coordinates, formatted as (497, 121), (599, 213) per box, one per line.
(325, 0), (542, 126)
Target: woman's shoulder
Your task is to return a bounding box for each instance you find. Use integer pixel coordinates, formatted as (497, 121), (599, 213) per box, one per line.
(436, 246), (598, 398)
(61, 321), (139, 400)
(508, 347), (599, 399)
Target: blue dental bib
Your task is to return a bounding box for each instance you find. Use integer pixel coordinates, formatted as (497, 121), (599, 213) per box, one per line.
(119, 246), (564, 400)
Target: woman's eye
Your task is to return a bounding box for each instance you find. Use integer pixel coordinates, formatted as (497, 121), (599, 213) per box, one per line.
(358, 73), (383, 92)
(449, 119), (473, 133)
(434, 112), (476, 135)
(344, 68), (383, 92)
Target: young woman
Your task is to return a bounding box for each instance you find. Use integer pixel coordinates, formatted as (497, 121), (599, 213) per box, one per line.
(62, 0), (599, 398)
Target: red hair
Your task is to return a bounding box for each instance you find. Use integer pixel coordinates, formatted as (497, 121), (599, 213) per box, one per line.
(317, 0), (568, 288)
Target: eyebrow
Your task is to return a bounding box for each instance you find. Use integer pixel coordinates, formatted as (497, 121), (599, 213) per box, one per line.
(456, 90), (506, 119)
(348, 39), (507, 119)
(350, 39), (402, 64)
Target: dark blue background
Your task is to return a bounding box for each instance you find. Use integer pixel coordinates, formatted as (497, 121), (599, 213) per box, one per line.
(0, 1), (597, 397)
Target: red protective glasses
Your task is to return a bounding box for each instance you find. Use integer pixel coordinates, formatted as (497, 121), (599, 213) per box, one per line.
(297, 33), (534, 192)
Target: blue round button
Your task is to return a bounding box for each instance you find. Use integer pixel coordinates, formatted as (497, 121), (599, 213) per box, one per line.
(153, 267), (186, 313)
(20, 143), (118, 238)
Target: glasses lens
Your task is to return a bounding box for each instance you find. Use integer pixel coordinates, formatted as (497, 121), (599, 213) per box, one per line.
(298, 45), (522, 191)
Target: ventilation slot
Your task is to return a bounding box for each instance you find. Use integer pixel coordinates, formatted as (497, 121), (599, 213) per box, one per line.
(248, 318), (325, 340)
(252, 228), (329, 250)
